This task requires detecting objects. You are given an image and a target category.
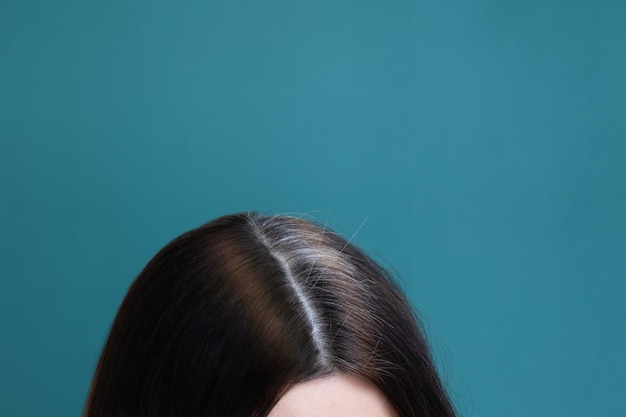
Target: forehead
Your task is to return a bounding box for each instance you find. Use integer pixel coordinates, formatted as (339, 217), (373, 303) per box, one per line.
(267, 374), (398, 417)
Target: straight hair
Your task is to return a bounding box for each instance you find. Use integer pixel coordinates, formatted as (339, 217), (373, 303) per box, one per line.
(84, 212), (456, 417)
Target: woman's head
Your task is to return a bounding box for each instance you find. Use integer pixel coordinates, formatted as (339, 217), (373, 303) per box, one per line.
(84, 212), (456, 417)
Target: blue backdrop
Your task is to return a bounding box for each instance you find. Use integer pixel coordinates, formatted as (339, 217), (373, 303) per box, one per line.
(1, 1), (625, 416)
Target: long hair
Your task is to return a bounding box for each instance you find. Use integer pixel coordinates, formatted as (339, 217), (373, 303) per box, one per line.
(84, 212), (456, 417)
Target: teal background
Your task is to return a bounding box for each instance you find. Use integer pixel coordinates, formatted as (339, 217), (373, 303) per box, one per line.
(1, 1), (625, 416)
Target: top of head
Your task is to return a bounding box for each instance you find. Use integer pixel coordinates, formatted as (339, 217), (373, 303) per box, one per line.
(84, 212), (455, 417)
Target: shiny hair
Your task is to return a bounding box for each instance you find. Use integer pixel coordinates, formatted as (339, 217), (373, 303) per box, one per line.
(84, 212), (456, 417)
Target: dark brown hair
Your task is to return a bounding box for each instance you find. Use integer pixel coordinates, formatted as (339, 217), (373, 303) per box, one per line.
(84, 212), (456, 417)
